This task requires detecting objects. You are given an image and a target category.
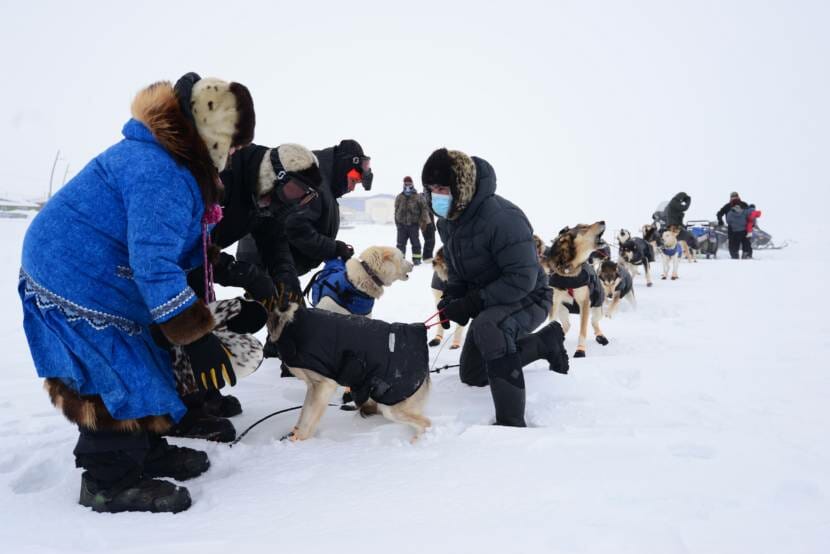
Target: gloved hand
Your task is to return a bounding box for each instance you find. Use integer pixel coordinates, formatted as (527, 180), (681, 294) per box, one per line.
(183, 333), (236, 391)
(335, 240), (355, 261)
(439, 289), (482, 327)
(746, 232), (752, 239)
(225, 299), (268, 334)
(266, 273), (303, 311)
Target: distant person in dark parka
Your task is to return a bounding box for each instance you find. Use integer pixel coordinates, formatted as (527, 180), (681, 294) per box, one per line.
(422, 148), (568, 427)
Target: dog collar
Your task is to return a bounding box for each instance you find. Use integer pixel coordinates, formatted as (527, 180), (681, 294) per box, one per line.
(359, 260), (385, 288)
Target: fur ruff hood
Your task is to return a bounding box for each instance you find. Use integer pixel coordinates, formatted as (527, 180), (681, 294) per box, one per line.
(131, 81), (224, 206)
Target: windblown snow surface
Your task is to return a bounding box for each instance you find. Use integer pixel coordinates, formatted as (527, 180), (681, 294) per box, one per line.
(1, 220), (828, 554)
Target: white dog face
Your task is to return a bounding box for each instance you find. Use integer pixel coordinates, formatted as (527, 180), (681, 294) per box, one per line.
(661, 230), (679, 249)
(618, 229), (632, 244)
(359, 246), (414, 284)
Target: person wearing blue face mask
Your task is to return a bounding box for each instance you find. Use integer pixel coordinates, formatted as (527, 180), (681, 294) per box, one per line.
(422, 148), (569, 427)
(394, 176), (430, 265)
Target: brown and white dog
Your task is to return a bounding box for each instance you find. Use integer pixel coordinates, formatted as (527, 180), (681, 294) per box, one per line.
(267, 304), (431, 442)
(542, 221), (609, 358)
(429, 247), (466, 349)
(313, 246), (414, 317)
(660, 229), (681, 280)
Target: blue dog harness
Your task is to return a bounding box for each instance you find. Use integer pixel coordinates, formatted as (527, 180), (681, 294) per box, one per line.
(661, 244), (682, 257)
(309, 258), (375, 316)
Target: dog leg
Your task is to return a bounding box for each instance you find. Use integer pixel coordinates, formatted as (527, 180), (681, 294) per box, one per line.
(644, 262), (653, 287)
(671, 255), (679, 280)
(592, 307), (608, 345)
(574, 297), (590, 357)
(379, 379), (431, 442)
(661, 255), (669, 280)
(606, 295), (621, 319)
(292, 378), (338, 441)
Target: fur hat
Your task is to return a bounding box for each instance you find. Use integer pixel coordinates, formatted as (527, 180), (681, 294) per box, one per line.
(258, 143), (321, 196)
(174, 72), (256, 171)
(421, 148), (477, 220)
(403, 176), (413, 184)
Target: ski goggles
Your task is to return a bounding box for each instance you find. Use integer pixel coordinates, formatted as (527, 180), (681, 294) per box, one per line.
(275, 172), (318, 206)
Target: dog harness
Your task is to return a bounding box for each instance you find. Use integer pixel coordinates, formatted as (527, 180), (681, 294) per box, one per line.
(309, 258), (375, 316)
(550, 268), (590, 298)
(661, 244), (682, 257)
(551, 265), (604, 312)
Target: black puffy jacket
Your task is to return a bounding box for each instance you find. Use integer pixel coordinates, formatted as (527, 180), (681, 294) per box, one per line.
(436, 157), (548, 308)
(665, 192), (691, 227)
(279, 147), (341, 275)
(277, 309), (429, 406)
(213, 144), (296, 281)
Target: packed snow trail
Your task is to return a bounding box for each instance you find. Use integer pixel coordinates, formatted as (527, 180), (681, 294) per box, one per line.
(1, 221), (828, 554)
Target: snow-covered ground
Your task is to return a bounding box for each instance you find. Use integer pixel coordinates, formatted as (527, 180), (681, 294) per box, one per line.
(1, 220), (828, 554)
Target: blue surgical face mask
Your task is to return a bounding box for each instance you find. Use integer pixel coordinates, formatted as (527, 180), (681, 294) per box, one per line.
(431, 192), (452, 218)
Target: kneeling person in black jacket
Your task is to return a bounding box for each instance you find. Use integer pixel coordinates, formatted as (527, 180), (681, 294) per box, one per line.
(422, 148), (569, 427)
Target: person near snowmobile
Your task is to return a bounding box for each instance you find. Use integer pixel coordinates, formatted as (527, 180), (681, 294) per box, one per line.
(18, 74), (260, 513)
(422, 148), (569, 427)
(717, 191), (754, 259)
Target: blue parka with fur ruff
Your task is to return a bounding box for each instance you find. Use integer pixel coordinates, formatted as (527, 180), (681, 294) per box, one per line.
(19, 119), (205, 421)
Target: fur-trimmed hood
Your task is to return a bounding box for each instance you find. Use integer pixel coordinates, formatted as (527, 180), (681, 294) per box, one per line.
(131, 81), (223, 206)
(421, 148), (479, 221)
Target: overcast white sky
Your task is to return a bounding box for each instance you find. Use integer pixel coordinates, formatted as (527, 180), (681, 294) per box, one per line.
(2, 0), (827, 238)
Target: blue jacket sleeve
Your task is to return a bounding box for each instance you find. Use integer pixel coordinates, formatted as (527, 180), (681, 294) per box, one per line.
(125, 171), (199, 323)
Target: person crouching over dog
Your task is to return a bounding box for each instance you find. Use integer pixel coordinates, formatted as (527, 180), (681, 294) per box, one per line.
(422, 148), (569, 427)
(429, 247), (465, 350)
(19, 75), (258, 513)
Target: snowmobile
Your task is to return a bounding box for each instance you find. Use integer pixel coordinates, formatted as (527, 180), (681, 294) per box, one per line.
(686, 220), (723, 259)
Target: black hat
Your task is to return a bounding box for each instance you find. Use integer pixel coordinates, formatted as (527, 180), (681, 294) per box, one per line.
(421, 148), (477, 220)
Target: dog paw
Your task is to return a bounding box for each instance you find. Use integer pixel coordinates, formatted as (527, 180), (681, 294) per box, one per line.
(573, 350), (586, 358)
(661, 275), (667, 280)
(596, 335), (609, 346)
(647, 282), (653, 287)
(449, 343), (461, 350)
(428, 338), (442, 347)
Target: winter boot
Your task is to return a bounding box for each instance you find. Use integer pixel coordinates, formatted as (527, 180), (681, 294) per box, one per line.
(413, 257), (422, 266)
(143, 436), (209, 481)
(79, 471), (191, 514)
(167, 408), (236, 443)
(486, 353), (527, 427)
(203, 389), (243, 418)
(517, 321), (570, 375)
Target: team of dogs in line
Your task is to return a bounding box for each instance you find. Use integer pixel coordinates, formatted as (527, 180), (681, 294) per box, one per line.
(254, 222), (694, 441)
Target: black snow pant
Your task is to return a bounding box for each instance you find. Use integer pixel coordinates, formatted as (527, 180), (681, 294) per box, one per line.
(74, 429), (152, 487)
(422, 223), (436, 261)
(459, 291), (552, 387)
(728, 230), (752, 259)
(396, 224), (422, 261)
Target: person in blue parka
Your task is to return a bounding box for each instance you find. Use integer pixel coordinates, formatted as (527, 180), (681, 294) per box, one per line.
(19, 74), (256, 513)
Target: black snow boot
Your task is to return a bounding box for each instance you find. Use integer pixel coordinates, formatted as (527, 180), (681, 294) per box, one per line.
(486, 353), (527, 427)
(143, 436), (209, 481)
(203, 389), (243, 418)
(517, 321), (570, 375)
(167, 409), (236, 443)
(79, 471), (191, 514)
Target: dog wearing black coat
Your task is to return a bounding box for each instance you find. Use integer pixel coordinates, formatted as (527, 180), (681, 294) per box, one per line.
(618, 229), (654, 287)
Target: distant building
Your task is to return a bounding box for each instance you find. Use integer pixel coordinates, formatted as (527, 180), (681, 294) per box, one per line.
(338, 194), (396, 225)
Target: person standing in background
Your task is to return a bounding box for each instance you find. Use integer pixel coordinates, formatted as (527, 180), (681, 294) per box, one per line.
(394, 176), (426, 265)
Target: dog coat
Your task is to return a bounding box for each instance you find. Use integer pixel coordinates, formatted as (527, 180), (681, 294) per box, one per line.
(661, 244), (682, 257)
(550, 264), (605, 313)
(622, 237), (654, 264)
(275, 308), (429, 406)
(614, 265), (634, 299)
(309, 258), (375, 316)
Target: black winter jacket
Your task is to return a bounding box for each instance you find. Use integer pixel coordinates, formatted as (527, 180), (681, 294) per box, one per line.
(277, 309), (429, 406)
(214, 144), (296, 281)
(436, 157), (548, 308)
(280, 147), (341, 275)
(665, 192), (691, 227)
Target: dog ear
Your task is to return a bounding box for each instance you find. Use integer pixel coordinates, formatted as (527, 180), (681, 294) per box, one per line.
(381, 249), (396, 262)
